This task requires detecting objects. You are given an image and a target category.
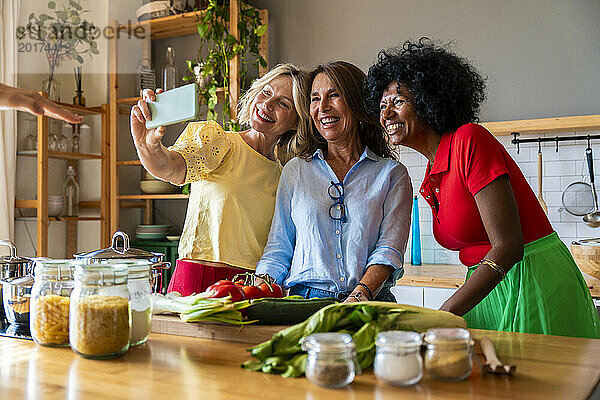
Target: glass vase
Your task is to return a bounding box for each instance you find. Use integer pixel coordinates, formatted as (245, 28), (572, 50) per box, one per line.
(41, 77), (61, 102)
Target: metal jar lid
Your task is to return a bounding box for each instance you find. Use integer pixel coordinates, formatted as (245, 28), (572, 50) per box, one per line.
(74, 231), (157, 260)
(301, 332), (355, 354)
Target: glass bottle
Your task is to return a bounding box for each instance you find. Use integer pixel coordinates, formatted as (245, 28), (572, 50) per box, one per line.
(73, 91), (86, 107)
(30, 259), (77, 347)
(71, 123), (80, 153)
(163, 47), (177, 91)
(423, 328), (474, 382)
(301, 332), (358, 388)
(69, 264), (131, 359)
(374, 330), (423, 386)
(136, 37), (156, 96)
(101, 260), (153, 346)
(63, 166), (80, 217)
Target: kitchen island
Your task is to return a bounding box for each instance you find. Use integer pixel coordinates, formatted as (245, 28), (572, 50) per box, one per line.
(1, 329), (599, 399)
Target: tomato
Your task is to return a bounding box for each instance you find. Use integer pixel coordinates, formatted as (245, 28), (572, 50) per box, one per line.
(259, 282), (283, 298)
(209, 279), (234, 288)
(241, 285), (263, 300)
(206, 280), (244, 302)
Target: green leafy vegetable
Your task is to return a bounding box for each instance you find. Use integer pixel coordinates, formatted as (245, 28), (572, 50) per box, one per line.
(242, 302), (466, 377)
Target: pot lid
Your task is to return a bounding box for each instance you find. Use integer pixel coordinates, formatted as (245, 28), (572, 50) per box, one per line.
(74, 231), (157, 260)
(0, 239), (32, 265)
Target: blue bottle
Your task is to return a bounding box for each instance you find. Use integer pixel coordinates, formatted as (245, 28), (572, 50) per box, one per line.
(411, 195), (422, 266)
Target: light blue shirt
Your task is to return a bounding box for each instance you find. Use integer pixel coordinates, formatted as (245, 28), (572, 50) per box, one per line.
(256, 147), (413, 293)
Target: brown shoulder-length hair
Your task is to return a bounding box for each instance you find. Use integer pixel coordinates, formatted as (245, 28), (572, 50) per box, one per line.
(291, 60), (394, 160)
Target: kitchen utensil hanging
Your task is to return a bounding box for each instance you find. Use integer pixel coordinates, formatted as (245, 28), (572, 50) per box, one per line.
(536, 141), (548, 214)
(583, 147), (600, 227)
(561, 146), (595, 217)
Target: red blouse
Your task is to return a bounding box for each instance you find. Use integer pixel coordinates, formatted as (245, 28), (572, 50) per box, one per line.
(419, 123), (553, 267)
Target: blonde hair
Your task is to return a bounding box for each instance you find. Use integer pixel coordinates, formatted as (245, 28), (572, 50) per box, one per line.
(237, 63), (311, 162)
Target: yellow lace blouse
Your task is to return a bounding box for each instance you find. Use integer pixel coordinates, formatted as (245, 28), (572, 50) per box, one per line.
(168, 121), (282, 270)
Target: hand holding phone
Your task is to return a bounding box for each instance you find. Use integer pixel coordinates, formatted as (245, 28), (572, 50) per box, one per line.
(144, 83), (200, 129)
(130, 89), (166, 150)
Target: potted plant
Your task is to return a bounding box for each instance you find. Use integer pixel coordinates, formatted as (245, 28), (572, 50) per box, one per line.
(16, 0), (100, 101)
(183, 0), (267, 130)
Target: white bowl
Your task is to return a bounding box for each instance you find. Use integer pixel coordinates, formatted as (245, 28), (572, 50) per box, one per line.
(48, 197), (63, 217)
(140, 180), (179, 194)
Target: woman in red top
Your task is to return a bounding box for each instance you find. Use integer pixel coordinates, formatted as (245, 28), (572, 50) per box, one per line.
(365, 38), (600, 338)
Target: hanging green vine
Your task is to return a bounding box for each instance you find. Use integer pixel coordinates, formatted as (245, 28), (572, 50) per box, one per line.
(183, 0), (267, 131)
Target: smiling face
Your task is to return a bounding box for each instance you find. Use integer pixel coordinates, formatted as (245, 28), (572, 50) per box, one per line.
(250, 75), (298, 138)
(379, 81), (427, 147)
(309, 72), (357, 143)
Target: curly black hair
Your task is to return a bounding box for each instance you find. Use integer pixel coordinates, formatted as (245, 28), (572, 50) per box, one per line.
(365, 38), (487, 134)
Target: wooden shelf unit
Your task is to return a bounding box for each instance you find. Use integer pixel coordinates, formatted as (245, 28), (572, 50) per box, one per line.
(482, 114), (600, 136)
(14, 100), (110, 256)
(109, 3), (268, 234)
(17, 151), (102, 160)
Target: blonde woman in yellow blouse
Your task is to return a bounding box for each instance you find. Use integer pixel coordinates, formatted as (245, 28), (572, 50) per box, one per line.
(130, 64), (310, 295)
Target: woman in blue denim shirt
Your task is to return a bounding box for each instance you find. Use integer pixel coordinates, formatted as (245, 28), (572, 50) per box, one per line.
(256, 61), (412, 302)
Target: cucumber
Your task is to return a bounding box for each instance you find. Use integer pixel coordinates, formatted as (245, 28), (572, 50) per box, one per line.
(246, 297), (338, 325)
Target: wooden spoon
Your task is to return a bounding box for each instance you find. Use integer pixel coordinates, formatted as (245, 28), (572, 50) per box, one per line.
(480, 336), (516, 375)
(538, 151), (548, 214)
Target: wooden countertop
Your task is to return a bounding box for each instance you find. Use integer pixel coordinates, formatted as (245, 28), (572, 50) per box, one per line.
(397, 264), (600, 297)
(1, 329), (599, 399)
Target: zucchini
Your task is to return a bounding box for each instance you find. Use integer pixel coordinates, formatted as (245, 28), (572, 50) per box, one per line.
(246, 297), (338, 325)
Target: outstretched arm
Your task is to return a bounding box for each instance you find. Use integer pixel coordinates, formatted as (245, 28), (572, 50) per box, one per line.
(0, 83), (83, 124)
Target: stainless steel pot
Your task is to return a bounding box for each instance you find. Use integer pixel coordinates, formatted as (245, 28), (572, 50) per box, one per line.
(1, 275), (34, 326)
(73, 231), (170, 292)
(0, 240), (34, 317)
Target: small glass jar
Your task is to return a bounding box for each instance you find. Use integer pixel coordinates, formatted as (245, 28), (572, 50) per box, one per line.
(374, 331), (423, 386)
(301, 332), (358, 388)
(423, 328), (473, 382)
(69, 264), (131, 359)
(102, 260), (152, 346)
(30, 259), (76, 347)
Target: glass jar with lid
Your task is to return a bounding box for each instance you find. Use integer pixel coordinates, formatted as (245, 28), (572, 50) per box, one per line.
(423, 328), (474, 382)
(101, 260), (152, 346)
(374, 330), (423, 386)
(30, 259), (77, 347)
(69, 264), (131, 359)
(301, 332), (358, 388)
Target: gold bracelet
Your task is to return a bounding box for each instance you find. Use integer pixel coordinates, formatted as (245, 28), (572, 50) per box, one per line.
(481, 259), (506, 280)
(348, 291), (367, 301)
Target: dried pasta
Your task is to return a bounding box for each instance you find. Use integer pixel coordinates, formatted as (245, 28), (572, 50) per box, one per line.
(31, 294), (70, 345)
(70, 295), (130, 357)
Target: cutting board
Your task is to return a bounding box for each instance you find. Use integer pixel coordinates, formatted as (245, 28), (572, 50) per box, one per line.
(150, 315), (285, 344)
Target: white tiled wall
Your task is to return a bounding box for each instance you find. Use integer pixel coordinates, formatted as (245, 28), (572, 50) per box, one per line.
(400, 130), (600, 265)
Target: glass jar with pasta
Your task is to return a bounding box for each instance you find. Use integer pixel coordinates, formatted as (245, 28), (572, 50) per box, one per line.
(70, 264), (131, 359)
(30, 259), (76, 347)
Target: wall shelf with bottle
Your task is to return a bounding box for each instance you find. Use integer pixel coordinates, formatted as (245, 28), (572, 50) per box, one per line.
(108, 2), (269, 234)
(14, 95), (110, 257)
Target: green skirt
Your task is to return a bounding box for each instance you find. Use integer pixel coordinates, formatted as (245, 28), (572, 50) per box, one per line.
(464, 232), (600, 338)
